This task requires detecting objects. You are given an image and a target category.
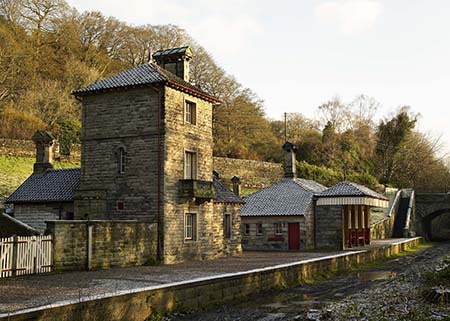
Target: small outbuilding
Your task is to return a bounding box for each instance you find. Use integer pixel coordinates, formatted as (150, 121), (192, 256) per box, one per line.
(315, 180), (389, 250)
(240, 142), (327, 251)
(240, 142), (390, 252)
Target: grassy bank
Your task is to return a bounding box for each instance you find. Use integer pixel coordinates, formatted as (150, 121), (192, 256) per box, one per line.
(0, 156), (79, 204)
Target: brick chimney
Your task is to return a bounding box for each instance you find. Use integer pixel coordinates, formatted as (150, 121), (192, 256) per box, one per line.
(152, 46), (193, 82)
(282, 142), (297, 178)
(32, 131), (55, 174)
(231, 176), (241, 197)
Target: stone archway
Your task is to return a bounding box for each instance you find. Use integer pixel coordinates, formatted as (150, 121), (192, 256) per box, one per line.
(422, 208), (450, 241)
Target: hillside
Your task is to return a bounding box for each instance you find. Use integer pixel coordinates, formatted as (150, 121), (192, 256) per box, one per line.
(0, 1), (449, 192)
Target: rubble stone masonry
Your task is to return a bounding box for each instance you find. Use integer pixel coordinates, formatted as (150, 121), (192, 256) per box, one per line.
(46, 220), (157, 271)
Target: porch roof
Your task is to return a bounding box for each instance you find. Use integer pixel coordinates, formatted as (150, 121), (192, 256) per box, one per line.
(316, 181), (389, 208)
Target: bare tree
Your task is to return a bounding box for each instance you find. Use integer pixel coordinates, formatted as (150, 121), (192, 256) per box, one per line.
(317, 96), (352, 133)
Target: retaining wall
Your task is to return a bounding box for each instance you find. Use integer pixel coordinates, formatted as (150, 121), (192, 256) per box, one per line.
(0, 138), (81, 160)
(0, 237), (422, 321)
(46, 220), (157, 271)
(212, 157), (283, 189)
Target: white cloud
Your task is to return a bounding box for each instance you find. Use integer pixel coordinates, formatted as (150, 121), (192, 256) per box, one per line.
(67, 0), (262, 57)
(66, 0), (190, 25)
(186, 14), (263, 57)
(315, 0), (383, 35)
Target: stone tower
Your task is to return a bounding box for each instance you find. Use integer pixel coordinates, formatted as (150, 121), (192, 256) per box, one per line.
(73, 46), (227, 263)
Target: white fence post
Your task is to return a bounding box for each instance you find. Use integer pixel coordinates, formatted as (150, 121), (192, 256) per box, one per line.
(0, 235), (53, 278)
(0, 237), (14, 278)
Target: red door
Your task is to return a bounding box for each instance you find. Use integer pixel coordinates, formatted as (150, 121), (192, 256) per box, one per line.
(288, 223), (300, 250)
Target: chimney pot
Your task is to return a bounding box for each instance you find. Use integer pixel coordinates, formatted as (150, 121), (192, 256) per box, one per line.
(231, 176), (241, 197)
(32, 131), (55, 174)
(282, 141), (297, 178)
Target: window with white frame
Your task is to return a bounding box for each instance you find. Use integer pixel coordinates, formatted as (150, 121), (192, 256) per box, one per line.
(224, 214), (231, 239)
(256, 223), (263, 236)
(185, 100), (197, 125)
(185, 213), (197, 241)
(274, 223), (282, 235)
(184, 151), (197, 179)
(118, 147), (126, 174)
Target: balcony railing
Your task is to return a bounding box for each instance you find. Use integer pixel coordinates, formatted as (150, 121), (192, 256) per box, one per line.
(179, 179), (215, 200)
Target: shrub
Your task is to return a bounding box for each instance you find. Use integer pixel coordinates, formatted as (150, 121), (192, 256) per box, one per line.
(0, 107), (47, 139)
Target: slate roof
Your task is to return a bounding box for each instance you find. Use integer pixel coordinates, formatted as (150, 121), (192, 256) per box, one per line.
(5, 167), (242, 205)
(5, 168), (81, 204)
(72, 62), (220, 103)
(0, 214), (40, 237)
(153, 46), (192, 58)
(213, 177), (244, 204)
(241, 178), (327, 217)
(318, 181), (387, 200)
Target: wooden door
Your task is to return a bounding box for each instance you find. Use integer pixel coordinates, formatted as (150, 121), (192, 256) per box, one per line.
(288, 223), (300, 250)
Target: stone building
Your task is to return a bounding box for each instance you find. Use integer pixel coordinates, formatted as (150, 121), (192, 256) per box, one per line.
(4, 131), (79, 232)
(315, 181), (389, 250)
(240, 142), (327, 251)
(5, 46), (243, 264)
(240, 142), (389, 251)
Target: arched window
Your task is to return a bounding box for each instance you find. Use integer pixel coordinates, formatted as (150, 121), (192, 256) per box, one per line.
(118, 147), (126, 174)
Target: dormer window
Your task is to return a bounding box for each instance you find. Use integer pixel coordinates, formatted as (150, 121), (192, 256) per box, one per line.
(185, 100), (196, 125)
(118, 147), (126, 174)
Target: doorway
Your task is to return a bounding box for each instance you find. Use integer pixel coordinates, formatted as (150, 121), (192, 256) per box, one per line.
(288, 223), (300, 250)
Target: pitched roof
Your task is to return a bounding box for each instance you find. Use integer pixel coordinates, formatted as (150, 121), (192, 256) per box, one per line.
(213, 177), (244, 204)
(0, 214), (40, 237)
(318, 181), (387, 200)
(241, 178), (327, 217)
(153, 46), (192, 58)
(72, 62), (220, 103)
(5, 167), (242, 205)
(5, 168), (80, 204)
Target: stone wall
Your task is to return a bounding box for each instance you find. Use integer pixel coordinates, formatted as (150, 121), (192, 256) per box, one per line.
(415, 193), (450, 237)
(369, 190), (403, 240)
(0, 138), (81, 161)
(0, 139), (35, 157)
(315, 205), (344, 250)
(213, 157), (283, 189)
(241, 213), (314, 251)
(370, 213), (396, 240)
(13, 202), (74, 233)
(215, 203), (243, 256)
(46, 220), (157, 271)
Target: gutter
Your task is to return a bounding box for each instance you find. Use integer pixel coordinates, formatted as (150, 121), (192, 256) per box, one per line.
(150, 85), (164, 261)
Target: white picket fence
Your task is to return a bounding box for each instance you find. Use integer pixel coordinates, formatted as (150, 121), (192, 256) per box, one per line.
(0, 235), (52, 278)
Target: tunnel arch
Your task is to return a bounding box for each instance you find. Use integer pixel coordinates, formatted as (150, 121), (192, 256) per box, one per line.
(423, 208), (450, 241)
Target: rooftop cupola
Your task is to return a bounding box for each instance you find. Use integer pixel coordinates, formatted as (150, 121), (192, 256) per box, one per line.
(282, 141), (297, 178)
(32, 130), (55, 174)
(152, 46), (193, 82)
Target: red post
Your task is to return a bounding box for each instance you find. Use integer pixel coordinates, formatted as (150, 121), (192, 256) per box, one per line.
(348, 229), (352, 248)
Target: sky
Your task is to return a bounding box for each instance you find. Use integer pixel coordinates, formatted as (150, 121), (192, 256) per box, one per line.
(66, 0), (450, 155)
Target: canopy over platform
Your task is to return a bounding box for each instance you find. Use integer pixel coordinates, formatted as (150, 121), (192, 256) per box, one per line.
(316, 181), (389, 208)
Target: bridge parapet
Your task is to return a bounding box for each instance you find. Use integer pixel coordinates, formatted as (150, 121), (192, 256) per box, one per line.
(416, 193), (450, 240)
